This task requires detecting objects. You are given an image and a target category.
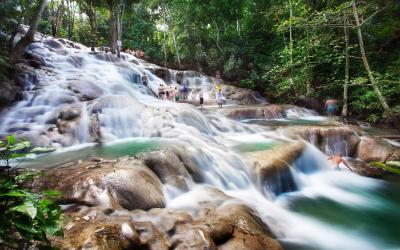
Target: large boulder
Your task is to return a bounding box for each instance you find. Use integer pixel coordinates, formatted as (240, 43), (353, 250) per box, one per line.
(34, 157), (165, 210)
(222, 85), (265, 105)
(244, 141), (305, 195)
(129, 202), (282, 250)
(346, 158), (385, 177)
(207, 204), (283, 250)
(139, 149), (192, 190)
(59, 103), (82, 121)
(355, 136), (400, 162)
(53, 221), (138, 250)
(68, 79), (104, 101)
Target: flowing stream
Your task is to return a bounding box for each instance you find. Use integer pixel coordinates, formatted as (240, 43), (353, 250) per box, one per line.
(1, 37), (399, 249)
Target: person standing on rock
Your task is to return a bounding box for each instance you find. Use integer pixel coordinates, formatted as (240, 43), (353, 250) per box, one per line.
(169, 85), (175, 101)
(158, 84), (165, 100)
(199, 88), (204, 109)
(325, 98), (338, 116)
(182, 82), (189, 100)
(175, 87), (180, 102)
(328, 154), (353, 171)
(191, 88), (197, 105)
(142, 73), (148, 87)
(216, 91), (224, 109)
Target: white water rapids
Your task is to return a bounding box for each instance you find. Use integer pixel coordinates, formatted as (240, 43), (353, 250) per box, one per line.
(1, 37), (397, 249)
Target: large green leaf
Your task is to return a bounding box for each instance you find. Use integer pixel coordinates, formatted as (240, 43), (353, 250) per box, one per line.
(0, 190), (28, 197)
(6, 135), (16, 145)
(12, 141), (31, 151)
(11, 201), (38, 219)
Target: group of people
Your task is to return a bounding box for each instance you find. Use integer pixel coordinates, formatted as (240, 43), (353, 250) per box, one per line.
(155, 82), (205, 108)
(140, 71), (227, 110)
(125, 48), (145, 59)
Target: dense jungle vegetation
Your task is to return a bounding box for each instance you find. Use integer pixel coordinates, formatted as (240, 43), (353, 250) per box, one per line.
(1, 0), (400, 123)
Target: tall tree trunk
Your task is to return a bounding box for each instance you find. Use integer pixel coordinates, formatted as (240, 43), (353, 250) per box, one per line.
(342, 13), (350, 117)
(171, 30), (181, 68)
(163, 30), (167, 66)
(213, 20), (223, 53)
(88, 5), (97, 51)
(352, 2), (391, 114)
(109, 3), (117, 54)
(55, 0), (65, 38)
(288, 0), (296, 97)
(116, 4), (124, 58)
(305, 20), (311, 97)
(162, 3), (167, 66)
(10, 0), (48, 64)
(66, 0), (75, 40)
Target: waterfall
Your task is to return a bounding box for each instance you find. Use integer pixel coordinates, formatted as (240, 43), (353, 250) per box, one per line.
(3, 36), (399, 250)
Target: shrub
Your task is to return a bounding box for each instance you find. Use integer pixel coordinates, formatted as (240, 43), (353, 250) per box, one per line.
(0, 135), (63, 249)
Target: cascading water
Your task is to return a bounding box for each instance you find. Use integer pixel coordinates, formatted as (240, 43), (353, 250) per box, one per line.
(3, 36), (400, 249)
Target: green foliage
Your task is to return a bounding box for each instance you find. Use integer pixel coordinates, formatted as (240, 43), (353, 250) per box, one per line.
(0, 135), (63, 249)
(370, 161), (400, 175)
(1, 0), (400, 122)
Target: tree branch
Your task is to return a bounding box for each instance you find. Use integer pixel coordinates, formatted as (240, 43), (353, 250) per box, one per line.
(359, 5), (388, 27)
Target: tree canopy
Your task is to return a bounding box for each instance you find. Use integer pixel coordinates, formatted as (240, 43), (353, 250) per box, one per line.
(1, 0), (400, 122)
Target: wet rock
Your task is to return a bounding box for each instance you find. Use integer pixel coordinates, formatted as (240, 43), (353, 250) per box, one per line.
(128, 202), (282, 250)
(139, 150), (191, 190)
(13, 63), (38, 88)
(355, 136), (400, 162)
(0, 79), (19, 106)
(6, 123), (32, 133)
(132, 221), (169, 250)
(222, 85), (264, 105)
(24, 51), (46, 68)
(205, 204), (283, 250)
(94, 52), (120, 63)
(67, 55), (85, 68)
(91, 95), (145, 114)
(222, 105), (287, 120)
(153, 67), (171, 82)
(54, 221), (138, 250)
(346, 158), (384, 177)
(170, 226), (217, 250)
(170, 146), (205, 183)
(283, 125), (361, 156)
(17, 131), (51, 147)
(43, 38), (64, 49)
(68, 80), (104, 100)
(245, 141), (305, 195)
(59, 105), (81, 120)
(34, 158), (165, 210)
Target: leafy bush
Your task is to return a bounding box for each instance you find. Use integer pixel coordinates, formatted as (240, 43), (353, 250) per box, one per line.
(0, 135), (63, 249)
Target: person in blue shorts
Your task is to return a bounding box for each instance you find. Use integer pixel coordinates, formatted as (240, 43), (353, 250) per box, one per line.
(325, 98), (338, 116)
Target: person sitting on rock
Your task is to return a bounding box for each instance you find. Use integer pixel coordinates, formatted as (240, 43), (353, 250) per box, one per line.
(328, 153), (352, 171)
